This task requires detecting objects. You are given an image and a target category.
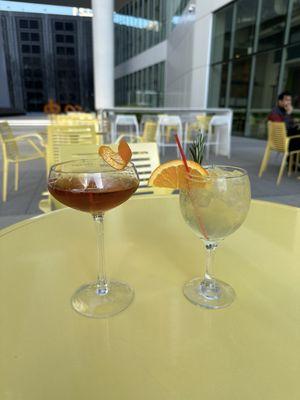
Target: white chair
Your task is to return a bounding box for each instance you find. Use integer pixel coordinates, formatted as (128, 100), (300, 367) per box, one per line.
(156, 115), (183, 156)
(111, 115), (139, 143)
(206, 114), (231, 159)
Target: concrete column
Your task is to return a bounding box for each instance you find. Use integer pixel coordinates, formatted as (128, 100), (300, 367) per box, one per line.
(92, 0), (114, 110)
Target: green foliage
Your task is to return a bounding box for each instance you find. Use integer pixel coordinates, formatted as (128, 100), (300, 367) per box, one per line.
(189, 133), (205, 165)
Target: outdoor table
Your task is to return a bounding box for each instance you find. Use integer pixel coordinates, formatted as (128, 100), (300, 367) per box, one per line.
(0, 196), (299, 399)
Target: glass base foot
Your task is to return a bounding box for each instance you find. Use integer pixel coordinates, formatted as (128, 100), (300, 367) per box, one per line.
(71, 280), (134, 318)
(183, 277), (235, 309)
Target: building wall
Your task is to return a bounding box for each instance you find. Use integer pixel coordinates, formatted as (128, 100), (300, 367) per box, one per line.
(115, 40), (167, 79)
(114, 0), (191, 106)
(165, 0), (232, 107)
(114, 0), (232, 108)
(0, 11), (94, 114)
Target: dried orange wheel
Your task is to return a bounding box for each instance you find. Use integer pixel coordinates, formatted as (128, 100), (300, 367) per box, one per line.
(98, 139), (132, 170)
(118, 138), (132, 164)
(148, 160), (208, 189)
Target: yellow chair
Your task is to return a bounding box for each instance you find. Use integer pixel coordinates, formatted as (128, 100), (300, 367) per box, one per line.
(140, 120), (157, 142)
(39, 126), (98, 212)
(39, 141), (172, 212)
(196, 115), (212, 132)
(259, 121), (300, 185)
(115, 120), (157, 144)
(46, 124), (98, 170)
(0, 122), (46, 202)
(55, 142), (170, 197)
(49, 113), (99, 132)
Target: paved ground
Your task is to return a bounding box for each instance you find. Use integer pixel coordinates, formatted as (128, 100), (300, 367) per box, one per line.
(0, 117), (300, 229)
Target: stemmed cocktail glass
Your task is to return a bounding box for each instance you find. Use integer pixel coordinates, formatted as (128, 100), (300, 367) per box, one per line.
(179, 165), (251, 309)
(48, 158), (139, 318)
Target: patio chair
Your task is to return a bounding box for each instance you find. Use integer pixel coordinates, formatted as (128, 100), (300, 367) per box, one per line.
(46, 124), (98, 170)
(39, 125), (98, 212)
(0, 122), (46, 202)
(206, 115), (231, 159)
(57, 142), (170, 196)
(156, 115), (183, 156)
(39, 141), (171, 212)
(140, 114), (157, 133)
(115, 120), (157, 144)
(49, 113), (99, 132)
(259, 121), (300, 185)
(111, 115), (140, 143)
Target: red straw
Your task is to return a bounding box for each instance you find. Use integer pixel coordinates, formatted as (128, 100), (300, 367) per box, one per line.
(175, 134), (190, 173)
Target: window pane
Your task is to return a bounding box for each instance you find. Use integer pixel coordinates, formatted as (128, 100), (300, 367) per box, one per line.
(232, 111), (247, 136)
(290, 0), (300, 44)
(65, 22), (74, 31)
(31, 33), (40, 41)
(252, 49), (281, 109)
(32, 45), (40, 54)
(208, 63), (228, 107)
(282, 44), (300, 108)
(55, 21), (63, 30)
(65, 35), (74, 43)
(29, 20), (38, 29)
(234, 0), (257, 59)
(211, 4), (233, 63)
(19, 20), (28, 29)
(56, 34), (64, 43)
(249, 112), (269, 139)
(21, 32), (29, 41)
(258, 0), (288, 52)
(229, 57), (251, 108)
(22, 44), (30, 53)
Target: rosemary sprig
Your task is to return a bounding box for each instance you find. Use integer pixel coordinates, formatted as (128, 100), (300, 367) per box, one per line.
(189, 133), (205, 165)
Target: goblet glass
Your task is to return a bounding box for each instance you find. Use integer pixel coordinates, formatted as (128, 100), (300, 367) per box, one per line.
(179, 165), (251, 309)
(48, 158), (139, 318)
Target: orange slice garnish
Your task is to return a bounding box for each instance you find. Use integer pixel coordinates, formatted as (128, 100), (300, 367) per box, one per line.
(98, 139), (132, 170)
(148, 160), (208, 189)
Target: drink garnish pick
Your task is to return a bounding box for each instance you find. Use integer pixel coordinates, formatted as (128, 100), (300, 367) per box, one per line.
(99, 139), (132, 170)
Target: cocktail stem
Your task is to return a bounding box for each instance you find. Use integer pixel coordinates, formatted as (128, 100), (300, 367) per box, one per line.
(93, 213), (108, 295)
(204, 241), (218, 280)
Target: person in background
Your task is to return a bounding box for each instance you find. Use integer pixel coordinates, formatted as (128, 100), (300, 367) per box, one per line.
(268, 91), (299, 134)
(268, 91), (300, 167)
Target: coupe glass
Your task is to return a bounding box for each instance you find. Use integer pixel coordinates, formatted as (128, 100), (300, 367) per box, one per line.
(48, 158), (139, 318)
(179, 165), (251, 309)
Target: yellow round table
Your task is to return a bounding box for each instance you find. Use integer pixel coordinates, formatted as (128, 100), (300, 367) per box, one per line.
(0, 197), (299, 399)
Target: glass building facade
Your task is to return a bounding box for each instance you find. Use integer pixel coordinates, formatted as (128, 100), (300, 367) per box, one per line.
(0, 10), (94, 113)
(115, 61), (165, 106)
(115, 0), (190, 65)
(208, 0), (300, 139)
(114, 0), (189, 107)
